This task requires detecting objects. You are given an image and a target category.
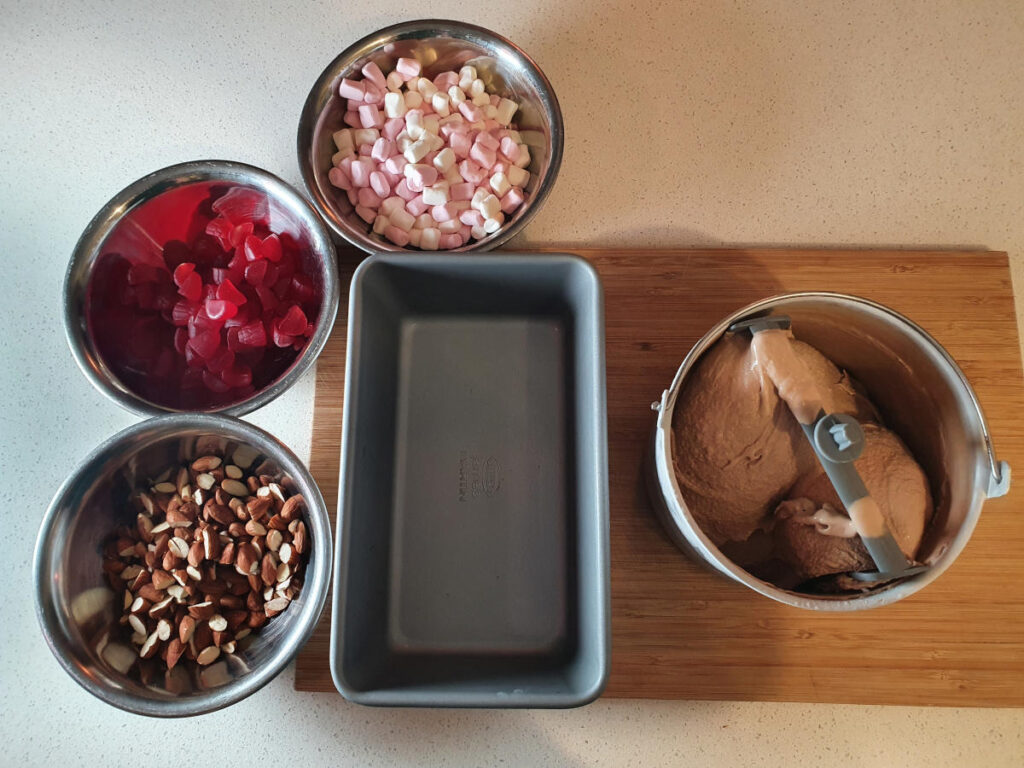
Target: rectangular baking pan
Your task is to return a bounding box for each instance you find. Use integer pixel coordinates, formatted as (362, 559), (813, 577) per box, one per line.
(330, 252), (609, 707)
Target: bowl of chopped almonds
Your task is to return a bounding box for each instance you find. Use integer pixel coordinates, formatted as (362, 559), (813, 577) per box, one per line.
(34, 413), (331, 716)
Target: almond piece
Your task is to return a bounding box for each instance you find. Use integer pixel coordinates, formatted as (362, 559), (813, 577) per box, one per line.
(196, 645), (221, 666)
(276, 562), (291, 583)
(168, 537), (190, 559)
(156, 618), (172, 641)
(232, 445), (260, 469)
(221, 479), (249, 497)
(280, 495), (304, 522)
(247, 610), (267, 629)
(152, 482), (176, 494)
(256, 486), (272, 499)
(221, 640), (236, 655)
(235, 628), (251, 641)
(224, 464), (243, 480)
(187, 541), (204, 567)
(193, 488), (205, 506)
(235, 542), (259, 577)
(218, 541), (236, 566)
(268, 483), (286, 503)
(188, 601), (216, 620)
(246, 591), (262, 612)
(148, 596), (174, 619)
(225, 610), (249, 630)
(245, 520), (267, 537)
(260, 554), (276, 586)
(167, 506), (194, 528)
(150, 521), (171, 536)
(166, 584), (186, 601)
(137, 583), (164, 603)
(138, 493), (156, 516)
(279, 542), (296, 566)
(186, 565), (203, 581)
(265, 596), (290, 616)
(266, 529), (284, 552)
(208, 614), (228, 632)
(267, 514), (288, 531)
(178, 615), (197, 643)
(219, 594), (243, 610)
(196, 472), (216, 490)
(192, 455), (223, 472)
(165, 637), (186, 670)
(139, 631), (161, 659)
(208, 504), (235, 527)
(292, 521), (307, 555)
(201, 527), (220, 560)
(151, 570), (175, 590)
(128, 614), (147, 636)
(121, 564), (143, 581)
(130, 596), (152, 614)
(227, 521), (246, 538)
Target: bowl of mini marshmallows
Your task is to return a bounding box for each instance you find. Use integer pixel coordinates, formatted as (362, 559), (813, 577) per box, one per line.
(297, 19), (564, 253)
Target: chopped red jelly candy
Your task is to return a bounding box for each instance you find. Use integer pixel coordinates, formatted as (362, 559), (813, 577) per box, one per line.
(202, 369), (231, 393)
(173, 262), (196, 288)
(289, 273), (316, 302)
(277, 305), (308, 336)
(171, 300), (193, 326)
(225, 326), (245, 352)
(217, 279), (247, 306)
(206, 346), (235, 374)
(271, 321), (295, 348)
(244, 259), (268, 285)
(205, 298), (238, 321)
(237, 320), (267, 347)
(229, 222), (255, 248)
(221, 364), (252, 389)
(205, 217), (235, 250)
(254, 284), (278, 313)
(261, 234), (282, 263)
(173, 327), (189, 356)
(178, 271), (202, 303)
(188, 329), (221, 360)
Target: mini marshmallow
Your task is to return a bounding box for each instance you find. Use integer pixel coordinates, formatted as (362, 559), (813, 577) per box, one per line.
(429, 202), (455, 222)
(395, 57), (421, 80)
(458, 101), (483, 123)
(431, 92), (451, 117)
(404, 90), (423, 110)
(440, 233), (464, 249)
(332, 149), (353, 167)
(369, 171), (391, 198)
(438, 112), (465, 126)
(403, 163), (438, 188)
(469, 141), (496, 169)
(499, 136), (520, 161)
(450, 181), (476, 201)
(448, 86), (467, 106)
(489, 171), (511, 197)
(459, 159), (487, 184)
(450, 132), (473, 159)
(506, 165), (530, 187)
(328, 167), (351, 190)
(416, 78), (438, 98)
(471, 187), (489, 209)
(468, 78), (485, 97)
(357, 187), (382, 209)
(386, 71), (404, 91)
(357, 142), (373, 157)
(388, 207), (415, 232)
(458, 65), (476, 90)
(382, 117), (405, 141)
(352, 128), (380, 146)
(395, 130), (413, 152)
(479, 193), (501, 220)
(514, 144), (531, 168)
(395, 179), (416, 201)
(358, 104), (383, 129)
(500, 187), (524, 214)
(472, 91), (490, 107)
(384, 155), (408, 175)
(439, 218), (461, 234)
(383, 91), (407, 119)
(408, 228), (422, 247)
(361, 61), (387, 90)
(420, 227), (440, 250)
(371, 137), (394, 162)
(434, 71), (459, 90)
(483, 215), (504, 234)
(349, 159), (373, 187)
(343, 111), (361, 128)
(381, 196), (406, 216)
(333, 128), (354, 153)
(471, 224), (487, 240)
(415, 212), (434, 229)
(495, 98), (518, 126)
(362, 84), (383, 105)
(432, 147), (456, 172)
(406, 196), (430, 217)
(404, 137), (431, 163)
(483, 104), (498, 119)
(384, 225), (410, 247)
(422, 184), (449, 206)
(476, 131), (500, 151)
(346, 188), (359, 206)
(444, 165), (464, 185)
(426, 133), (445, 152)
(459, 209), (484, 226)
(355, 205), (377, 224)
(372, 214), (389, 235)
(423, 114), (440, 136)
(450, 200), (471, 212)
(339, 78), (365, 100)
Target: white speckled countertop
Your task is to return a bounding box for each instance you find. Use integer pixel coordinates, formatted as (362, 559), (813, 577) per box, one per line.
(2, 1), (1023, 765)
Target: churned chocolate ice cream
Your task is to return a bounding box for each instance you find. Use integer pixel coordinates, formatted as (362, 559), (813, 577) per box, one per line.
(671, 327), (933, 590)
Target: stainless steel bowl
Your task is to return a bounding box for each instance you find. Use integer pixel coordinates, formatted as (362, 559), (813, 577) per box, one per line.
(297, 19), (563, 253)
(64, 160), (340, 416)
(649, 292), (1011, 610)
(34, 414), (332, 716)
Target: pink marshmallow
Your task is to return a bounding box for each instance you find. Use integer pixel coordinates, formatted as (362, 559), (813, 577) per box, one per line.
(384, 225), (411, 247)
(405, 163), (438, 188)
(358, 104), (384, 128)
(459, 209), (484, 226)
(383, 170), (402, 187)
(355, 205), (376, 224)
(458, 101), (483, 122)
(431, 203), (456, 222)
(371, 137), (395, 162)
(338, 78), (365, 100)
(362, 84), (383, 105)
(328, 167), (351, 191)
(395, 179), (416, 201)
(382, 118), (405, 142)
(500, 137), (520, 161)
(349, 159), (373, 187)
(500, 187), (524, 214)
(458, 159), (487, 184)
(361, 61), (387, 90)
(357, 187), (382, 209)
(449, 132), (473, 159)
(459, 225), (472, 241)
(440, 233), (464, 249)
(491, 161), (508, 176)
(450, 182), (475, 201)
(369, 171), (391, 198)
(384, 155), (408, 175)
(433, 71), (459, 91)
(490, 94), (500, 106)
(470, 142), (496, 169)
(343, 111), (361, 128)
(346, 188), (359, 206)
(476, 131), (500, 152)
(395, 57), (421, 80)
(406, 196), (430, 216)
(483, 119), (500, 132)
(358, 142), (373, 157)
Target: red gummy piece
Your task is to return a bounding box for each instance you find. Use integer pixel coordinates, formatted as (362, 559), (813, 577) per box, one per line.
(221, 364), (252, 389)
(205, 298), (238, 321)
(243, 233), (282, 263)
(237, 320), (267, 347)
(206, 346), (236, 375)
(217, 279), (247, 306)
(289, 273), (316, 302)
(173, 327), (189, 356)
(177, 271), (202, 303)
(244, 259), (268, 286)
(277, 305), (308, 336)
(184, 343), (205, 369)
(171, 300), (193, 327)
(188, 329), (221, 360)
(254, 284), (278, 313)
(271, 321), (295, 348)
(202, 369), (231, 393)
(173, 262), (196, 288)
(205, 217), (235, 251)
(229, 222), (255, 248)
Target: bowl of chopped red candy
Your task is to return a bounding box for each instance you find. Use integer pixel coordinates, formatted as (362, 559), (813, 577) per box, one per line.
(64, 160), (340, 416)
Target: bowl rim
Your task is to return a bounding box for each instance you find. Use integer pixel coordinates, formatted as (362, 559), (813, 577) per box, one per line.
(296, 18), (564, 254)
(63, 159), (340, 417)
(33, 413), (332, 716)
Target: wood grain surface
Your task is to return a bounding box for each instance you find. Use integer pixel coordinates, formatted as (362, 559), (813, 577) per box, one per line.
(295, 248), (1024, 706)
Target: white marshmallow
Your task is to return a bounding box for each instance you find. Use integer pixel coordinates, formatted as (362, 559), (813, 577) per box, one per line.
(439, 219), (461, 234)
(433, 147), (456, 172)
(332, 149), (354, 167)
(470, 224), (487, 240)
(471, 188), (489, 210)
(438, 113), (464, 126)
(404, 90), (423, 110)
(403, 137), (430, 163)
(383, 92), (407, 119)
(448, 86), (466, 106)
(415, 212), (434, 229)
(495, 98), (518, 126)
(470, 120), (486, 131)
(471, 91), (490, 107)
(353, 128), (380, 146)
(483, 104), (498, 119)
(427, 133), (445, 151)
(416, 78), (438, 98)
(469, 78), (485, 97)
(420, 227), (440, 250)
(408, 227), (422, 247)
(389, 208), (416, 232)
(381, 197), (405, 216)
(483, 215), (503, 234)
(372, 215), (390, 235)
(332, 129), (354, 153)
(423, 115), (440, 136)
(489, 172), (511, 197)
(506, 165), (529, 187)
(395, 130), (413, 152)
(513, 144), (530, 168)
(444, 165), (464, 184)
(479, 193), (501, 220)
(386, 71), (404, 92)
(422, 183), (450, 206)
(431, 92), (451, 117)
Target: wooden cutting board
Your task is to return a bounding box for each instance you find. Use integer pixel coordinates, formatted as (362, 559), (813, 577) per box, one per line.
(295, 248), (1024, 707)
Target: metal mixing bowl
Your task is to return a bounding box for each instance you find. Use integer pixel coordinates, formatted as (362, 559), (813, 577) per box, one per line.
(64, 160), (340, 416)
(649, 292), (1011, 610)
(34, 414), (332, 716)
(297, 19), (563, 253)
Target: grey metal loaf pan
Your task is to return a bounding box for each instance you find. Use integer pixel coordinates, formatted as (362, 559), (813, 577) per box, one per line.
(330, 253), (610, 708)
